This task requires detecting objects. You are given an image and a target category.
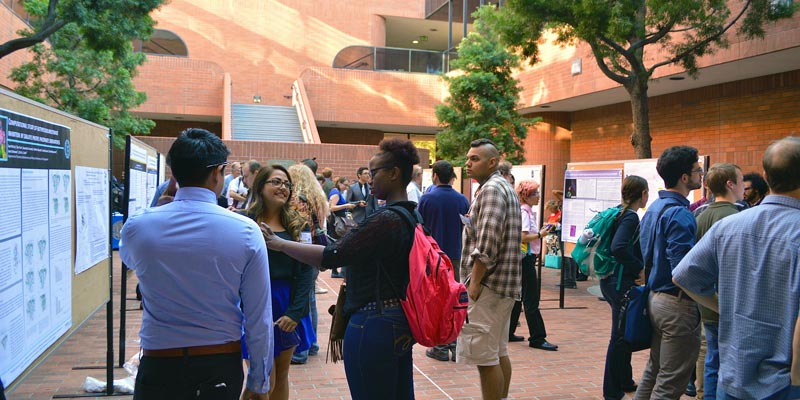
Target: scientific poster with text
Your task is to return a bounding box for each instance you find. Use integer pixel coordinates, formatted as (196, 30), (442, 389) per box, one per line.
(561, 169), (622, 243)
(74, 166), (109, 275)
(0, 109), (72, 385)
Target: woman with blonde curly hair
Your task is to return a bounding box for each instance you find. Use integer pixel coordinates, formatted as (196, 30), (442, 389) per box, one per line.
(244, 164), (315, 400)
(286, 163), (330, 364)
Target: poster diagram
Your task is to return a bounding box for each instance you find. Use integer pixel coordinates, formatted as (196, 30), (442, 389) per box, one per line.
(0, 109), (72, 386)
(74, 166), (110, 275)
(561, 169), (622, 243)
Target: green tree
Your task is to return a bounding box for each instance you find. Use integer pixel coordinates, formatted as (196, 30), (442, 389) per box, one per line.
(496, 0), (796, 158)
(6, 0), (163, 148)
(436, 5), (538, 167)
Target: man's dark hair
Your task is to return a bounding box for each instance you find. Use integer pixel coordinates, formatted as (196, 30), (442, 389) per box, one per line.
(244, 160), (262, 175)
(763, 136), (800, 193)
(167, 128), (229, 187)
(356, 166), (369, 176)
(656, 146), (699, 188)
(743, 172), (768, 196)
(432, 160), (455, 185)
(378, 137), (420, 186)
(301, 158), (318, 174)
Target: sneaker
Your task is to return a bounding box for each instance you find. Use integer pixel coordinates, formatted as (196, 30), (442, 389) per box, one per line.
(425, 347), (450, 362)
(315, 286), (328, 294)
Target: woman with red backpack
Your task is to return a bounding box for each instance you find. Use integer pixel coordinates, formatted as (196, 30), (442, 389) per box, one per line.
(259, 138), (420, 400)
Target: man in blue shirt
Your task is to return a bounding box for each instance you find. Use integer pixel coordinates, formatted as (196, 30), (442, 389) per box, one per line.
(674, 137), (800, 400)
(120, 128), (273, 400)
(635, 146), (702, 400)
(419, 160), (470, 362)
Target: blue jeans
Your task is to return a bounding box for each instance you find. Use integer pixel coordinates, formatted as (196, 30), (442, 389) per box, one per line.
(704, 322), (719, 400)
(343, 305), (415, 400)
(293, 271), (320, 363)
(600, 276), (636, 400)
(718, 385), (800, 400)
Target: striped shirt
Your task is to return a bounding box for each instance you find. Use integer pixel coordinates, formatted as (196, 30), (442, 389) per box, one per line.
(460, 171), (522, 300)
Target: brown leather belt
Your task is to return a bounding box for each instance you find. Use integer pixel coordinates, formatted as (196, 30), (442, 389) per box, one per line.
(142, 341), (241, 358)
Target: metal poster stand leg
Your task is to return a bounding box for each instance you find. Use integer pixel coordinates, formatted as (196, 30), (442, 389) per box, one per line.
(53, 130), (127, 397)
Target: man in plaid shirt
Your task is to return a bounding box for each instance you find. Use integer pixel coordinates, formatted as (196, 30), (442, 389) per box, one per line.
(457, 138), (522, 400)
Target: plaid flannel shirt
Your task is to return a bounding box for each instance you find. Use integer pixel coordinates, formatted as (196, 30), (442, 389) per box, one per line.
(460, 171), (522, 300)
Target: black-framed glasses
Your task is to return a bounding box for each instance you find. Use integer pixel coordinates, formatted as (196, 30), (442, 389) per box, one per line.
(529, 191), (540, 197)
(267, 178), (293, 190)
(369, 165), (394, 178)
(691, 167), (703, 175)
(206, 161), (227, 175)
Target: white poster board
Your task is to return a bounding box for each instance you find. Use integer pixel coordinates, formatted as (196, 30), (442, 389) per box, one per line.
(623, 156), (706, 219)
(422, 166), (463, 194)
(561, 169), (623, 243)
(74, 166), (110, 275)
(0, 109), (72, 386)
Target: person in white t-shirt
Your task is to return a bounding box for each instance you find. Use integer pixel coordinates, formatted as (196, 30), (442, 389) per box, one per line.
(406, 165), (423, 203)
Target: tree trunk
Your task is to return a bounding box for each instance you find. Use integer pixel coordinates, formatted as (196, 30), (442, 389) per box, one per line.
(626, 80), (652, 159)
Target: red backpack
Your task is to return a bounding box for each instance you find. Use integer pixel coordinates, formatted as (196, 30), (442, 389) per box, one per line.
(385, 206), (469, 347)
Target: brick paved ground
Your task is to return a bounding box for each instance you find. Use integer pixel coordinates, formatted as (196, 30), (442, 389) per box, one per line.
(7, 256), (697, 399)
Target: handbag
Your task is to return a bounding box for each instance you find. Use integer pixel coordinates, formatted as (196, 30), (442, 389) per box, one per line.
(310, 211), (331, 246)
(326, 283), (349, 363)
(617, 285), (652, 352)
(544, 254), (561, 269)
(332, 211), (357, 237)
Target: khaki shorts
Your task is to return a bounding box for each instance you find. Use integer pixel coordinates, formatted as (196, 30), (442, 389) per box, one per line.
(456, 286), (516, 366)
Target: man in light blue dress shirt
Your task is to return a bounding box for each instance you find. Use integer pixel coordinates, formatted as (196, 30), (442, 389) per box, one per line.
(674, 137), (800, 400)
(121, 128), (273, 400)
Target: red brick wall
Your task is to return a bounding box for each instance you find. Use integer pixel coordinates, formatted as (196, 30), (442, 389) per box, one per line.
(0, 5), (35, 88)
(520, 112), (573, 205)
(114, 136), (430, 183)
(301, 67), (442, 128)
(569, 70), (800, 174)
(132, 56), (226, 117)
(516, 12), (800, 108)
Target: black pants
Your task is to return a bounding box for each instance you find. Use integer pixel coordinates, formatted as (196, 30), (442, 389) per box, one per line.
(509, 254), (547, 343)
(134, 352), (243, 400)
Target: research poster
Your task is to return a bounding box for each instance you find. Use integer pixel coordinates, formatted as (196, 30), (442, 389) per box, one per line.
(126, 137), (159, 215)
(561, 169), (623, 243)
(74, 166), (110, 275)
(0, 109), (72, 385)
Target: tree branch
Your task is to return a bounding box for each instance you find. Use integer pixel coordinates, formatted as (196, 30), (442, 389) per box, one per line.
(632, 20), (676, 51)
(0, 0), (65, 59)
(588, 42), (630, 85)
(649, 0), (752, 73)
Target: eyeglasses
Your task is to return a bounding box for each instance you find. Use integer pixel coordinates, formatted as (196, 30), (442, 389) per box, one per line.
(369, 165), (394, 178)
(266, 178), (292, 190)
(691, 167), (703, 175)
(528, 191), (540, 197)
(206, 161), (228, 169)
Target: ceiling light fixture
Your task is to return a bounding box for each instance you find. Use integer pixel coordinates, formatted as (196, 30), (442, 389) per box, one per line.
(412, 40), (419, 44)
(253, 95), (262, 103)
(669, 76), (685, 81)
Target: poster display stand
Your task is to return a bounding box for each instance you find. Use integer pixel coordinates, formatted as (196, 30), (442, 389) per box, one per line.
(118, 136), (160, 367)
(1, 87), (119, 397)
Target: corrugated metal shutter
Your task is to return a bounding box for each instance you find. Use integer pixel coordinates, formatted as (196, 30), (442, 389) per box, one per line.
(232, 105), (303, 142)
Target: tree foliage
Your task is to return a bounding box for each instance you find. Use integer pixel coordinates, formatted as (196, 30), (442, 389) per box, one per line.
(7, 0), (164, 148)
(495, 0), (796, 158)
(436, 5), (538, 167)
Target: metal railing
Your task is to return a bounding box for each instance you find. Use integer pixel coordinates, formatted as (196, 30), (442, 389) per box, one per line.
(333, 45), (456, 75)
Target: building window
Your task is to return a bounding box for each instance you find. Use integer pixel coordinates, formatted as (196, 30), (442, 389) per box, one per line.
(133, 29), (188, 57)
